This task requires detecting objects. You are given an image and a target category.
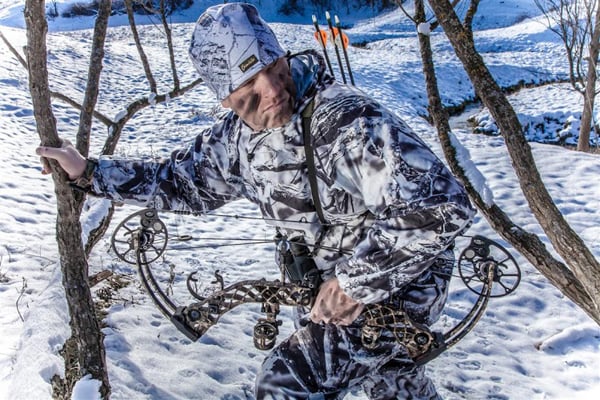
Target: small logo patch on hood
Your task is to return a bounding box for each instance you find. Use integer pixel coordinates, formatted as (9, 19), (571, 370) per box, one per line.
(239, 55), (259, 72)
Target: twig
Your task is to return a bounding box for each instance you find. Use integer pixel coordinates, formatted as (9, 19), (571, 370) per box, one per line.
(0, 256), (9, 283)
(16, 277), (28, 322)
(89, 269), (114, 287)
(0, 29), (113, 127)
(166, 261), (176, 296)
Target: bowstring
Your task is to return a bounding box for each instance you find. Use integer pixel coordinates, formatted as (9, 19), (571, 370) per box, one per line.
(159, 208), (353, 256)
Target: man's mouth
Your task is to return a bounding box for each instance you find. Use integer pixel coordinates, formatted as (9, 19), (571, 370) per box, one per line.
(264, 96), (288, 112)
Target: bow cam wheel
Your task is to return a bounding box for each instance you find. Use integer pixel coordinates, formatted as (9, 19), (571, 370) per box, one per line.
(458, 236), (520, 298)
(110, 209), (168, 265)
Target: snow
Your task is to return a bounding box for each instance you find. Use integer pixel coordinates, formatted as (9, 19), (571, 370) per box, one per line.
(0, 0), (599, 399)
(448, 132), (494, 207)
(72, 375), (102, 400)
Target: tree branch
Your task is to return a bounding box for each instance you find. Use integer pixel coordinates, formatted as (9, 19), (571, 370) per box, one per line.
(125, 0), (157, 93)
(0, 29), (114, 127)
(101, 77), (204, 155)
(159, 0), (180, 91)
(76, 0), (112, 157)
(428, 0), (600, 321)
(416, 0), (599, 325)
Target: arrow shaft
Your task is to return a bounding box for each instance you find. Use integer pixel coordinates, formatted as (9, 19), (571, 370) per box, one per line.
(312, 17), (335, 77)
(326, 12), (346, 84)
(335, 19), (355, 85)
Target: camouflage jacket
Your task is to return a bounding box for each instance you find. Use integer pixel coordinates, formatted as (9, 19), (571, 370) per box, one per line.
(91, 50), (476, 305)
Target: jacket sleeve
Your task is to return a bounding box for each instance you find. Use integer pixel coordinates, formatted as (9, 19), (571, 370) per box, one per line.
(89, 116), (245, 213)
(328, 105), (476, 305)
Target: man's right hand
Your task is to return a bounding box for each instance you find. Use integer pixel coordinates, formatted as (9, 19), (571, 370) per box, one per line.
(310, 278), (364, 326)
(36, 141), (87, 180)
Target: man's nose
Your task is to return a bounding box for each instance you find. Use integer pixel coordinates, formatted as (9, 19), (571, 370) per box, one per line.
(258, 71), (283, 98)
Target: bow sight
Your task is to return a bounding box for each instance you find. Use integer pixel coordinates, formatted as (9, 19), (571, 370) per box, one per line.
(110, 208), (521, 364)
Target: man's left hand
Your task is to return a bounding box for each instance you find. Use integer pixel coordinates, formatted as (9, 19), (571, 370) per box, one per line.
(310, 278), (364, 326)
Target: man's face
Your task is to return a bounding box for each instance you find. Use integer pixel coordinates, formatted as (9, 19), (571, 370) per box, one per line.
(221, 57), (296, 131)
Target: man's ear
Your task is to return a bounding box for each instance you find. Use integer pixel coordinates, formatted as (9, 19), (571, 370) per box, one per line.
(221, 97), (231, 108)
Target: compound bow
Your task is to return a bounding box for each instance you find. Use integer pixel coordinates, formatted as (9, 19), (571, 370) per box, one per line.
(110, 208), (521, 365)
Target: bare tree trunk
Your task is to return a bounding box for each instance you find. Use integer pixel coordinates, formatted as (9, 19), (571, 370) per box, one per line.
(578, 2), (600, 151)
(23, 0), (110, 398)
(410, 0), (599, 324)
(14, 2), (205, 396)
(427, 0), (600, 321)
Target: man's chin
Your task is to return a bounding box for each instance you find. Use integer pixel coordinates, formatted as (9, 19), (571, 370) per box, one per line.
(265, 110), (294, 129)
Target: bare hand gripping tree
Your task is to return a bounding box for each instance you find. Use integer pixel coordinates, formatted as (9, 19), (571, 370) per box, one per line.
(409, 0), (600, 323)
(8, 0), (202, 397)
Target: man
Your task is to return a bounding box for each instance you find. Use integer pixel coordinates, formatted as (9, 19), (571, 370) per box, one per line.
(37, 3), (475, 399)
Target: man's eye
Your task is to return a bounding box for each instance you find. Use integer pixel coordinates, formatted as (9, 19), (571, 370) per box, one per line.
(270, 59), (283, 71)
(240, 78), (255, 90)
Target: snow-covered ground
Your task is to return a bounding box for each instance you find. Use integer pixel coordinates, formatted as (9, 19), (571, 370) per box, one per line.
(0, 1), (598, 399)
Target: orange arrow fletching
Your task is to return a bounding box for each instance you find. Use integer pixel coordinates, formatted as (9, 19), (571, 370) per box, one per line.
(328, 27), (349, 49)
(341, 32), (349, 49)
(314, 30), (327, 45)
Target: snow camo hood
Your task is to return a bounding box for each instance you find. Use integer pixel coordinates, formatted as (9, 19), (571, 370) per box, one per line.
(188, 3), (286, 101)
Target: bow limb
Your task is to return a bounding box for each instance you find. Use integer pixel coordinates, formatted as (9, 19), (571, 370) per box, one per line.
(170, 278), (314, 344)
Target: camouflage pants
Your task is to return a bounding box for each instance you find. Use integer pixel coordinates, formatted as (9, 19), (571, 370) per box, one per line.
(255, 251), (454, 400)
